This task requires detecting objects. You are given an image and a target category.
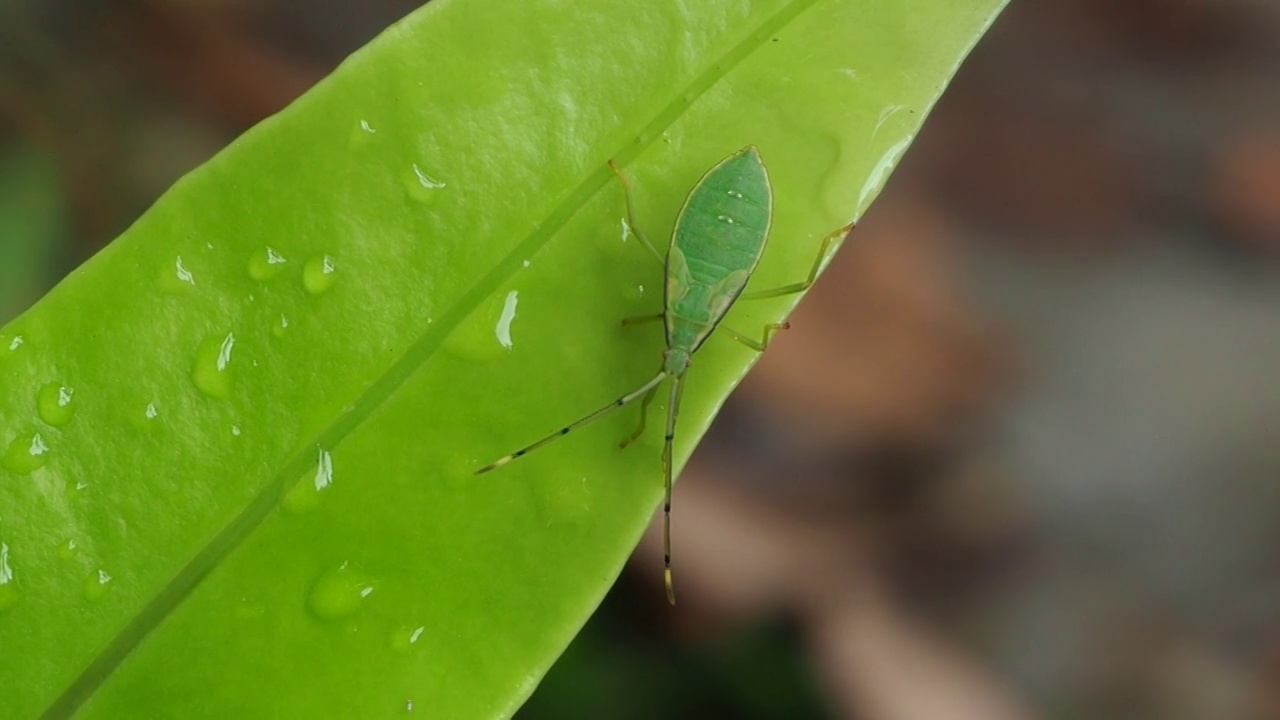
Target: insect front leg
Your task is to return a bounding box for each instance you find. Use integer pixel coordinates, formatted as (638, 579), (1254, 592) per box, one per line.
(607, 159), (664, 265)
(739, 222), (855, 301)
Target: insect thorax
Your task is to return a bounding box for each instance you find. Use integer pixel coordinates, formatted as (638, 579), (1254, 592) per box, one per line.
(663, 346), (692, 376)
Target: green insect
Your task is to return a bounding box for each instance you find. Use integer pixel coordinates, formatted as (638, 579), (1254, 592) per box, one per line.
(477, 146), (853, 604)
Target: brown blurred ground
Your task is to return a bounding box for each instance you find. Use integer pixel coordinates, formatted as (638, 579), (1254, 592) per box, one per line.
(3, 1), (1279, 719)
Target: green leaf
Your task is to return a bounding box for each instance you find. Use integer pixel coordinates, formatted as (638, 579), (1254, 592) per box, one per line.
(0, 0), (1007, 716)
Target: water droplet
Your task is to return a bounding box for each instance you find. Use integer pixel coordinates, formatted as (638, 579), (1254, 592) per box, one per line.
(856, 136), (911, 213)
(495, 290), (519, 350)
(716, 214), (735, 224)
(522, 260), (531, 268)
(390, 625), (427, 654)
(84, 568), (112, 601)
(871, 104), (907, 140)
(247, 247), (288, 281)
(303, 255), (337, 295)
(405, 163), (447, 203)
(726, 190), (744, 198)
(412, 164), (446, 189)
(230, 425), (242, 437)
(406, 700), (414, 712)
(0, 543), (17, 613)
(307, 562), (375, 620)
(128, 402), (160, 432)
(313, 447), (333, 490)
(282, 447), (333, 514)
(273, 314), (290, 338)
(65, 480), (89, 500)
(2, 431), (49, 474)
(56, 539), (78, 561)
(620, 217), (631, 243)
(160, 256), (197, 293)
(0, 333), (22, 360)
(349, 119), (379, 148)
(36, 382), (76, 427)
(444, 290), (515, 363)
(175, 257), (195, 285)
(191, 332), (236, 399)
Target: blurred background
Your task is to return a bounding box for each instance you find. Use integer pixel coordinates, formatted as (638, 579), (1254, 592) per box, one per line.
(2, 1), (1279, 718)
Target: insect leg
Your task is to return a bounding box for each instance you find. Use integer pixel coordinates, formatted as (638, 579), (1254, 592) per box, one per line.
(476, 370), (667, 474)
(607, 159), (664, 265)
(719, 322), (791, 352)
(662, 374), (685, 606)
(739, 223), (855, 300)
(621, 313), (664, 327)
(618, 384), (660, 449)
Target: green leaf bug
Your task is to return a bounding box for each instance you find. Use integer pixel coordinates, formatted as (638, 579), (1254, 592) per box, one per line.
(477, 146), (854, 605)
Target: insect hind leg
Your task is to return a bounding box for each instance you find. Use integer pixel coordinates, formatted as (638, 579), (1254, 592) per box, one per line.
(740, 222), (854, 301)
(720, 322), (790, 353)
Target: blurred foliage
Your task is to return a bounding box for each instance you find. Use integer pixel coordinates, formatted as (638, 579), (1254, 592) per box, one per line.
(522, 581), (829, 719)
(0, 142), (64, 324)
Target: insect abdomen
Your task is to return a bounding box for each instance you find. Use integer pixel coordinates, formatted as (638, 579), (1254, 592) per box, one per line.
(671, 146), (772, 287)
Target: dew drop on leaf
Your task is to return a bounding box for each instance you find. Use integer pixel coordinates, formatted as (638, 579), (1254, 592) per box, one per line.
(160, 255), (197, 294)
(36, 382), (76, 427)
(307, 562), (374, 621)
(443, 288), (517, 363)
(55, 539), (78, 562)
(405, 163), (447, 203)
(302, 255), (338, 295)
(495, 290), (518, 350)
(2, 431), (49, 474)
(282, 447), (333, 514)
(191, 332), (236, 399)
(0, 333), (22, 360)
(247, 246), (288, 281)
(0, 543), (18, 614)
(390, 625), (427, 654)
(83, 569), (112, 601)
(128, 402), (160, 432)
